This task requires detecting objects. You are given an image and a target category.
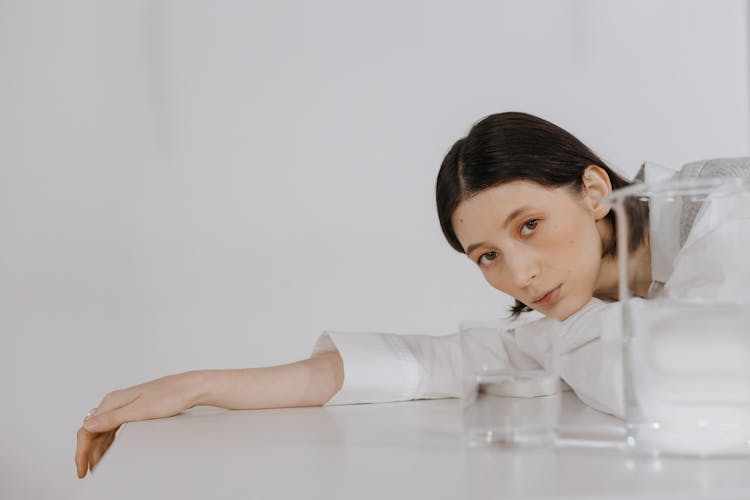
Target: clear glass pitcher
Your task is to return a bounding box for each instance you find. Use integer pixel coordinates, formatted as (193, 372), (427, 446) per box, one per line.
(603, 176), (750, 457)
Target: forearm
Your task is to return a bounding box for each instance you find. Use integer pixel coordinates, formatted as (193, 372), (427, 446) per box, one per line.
(190, 351), (344, 410)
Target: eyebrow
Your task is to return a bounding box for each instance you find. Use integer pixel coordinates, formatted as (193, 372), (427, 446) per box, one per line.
(464, 205), (533, 256)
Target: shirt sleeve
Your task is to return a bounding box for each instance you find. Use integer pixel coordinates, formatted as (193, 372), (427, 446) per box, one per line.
(310, 320), (545, 406)
(311, 330), (465, 405)
(310, 302), (629, 415)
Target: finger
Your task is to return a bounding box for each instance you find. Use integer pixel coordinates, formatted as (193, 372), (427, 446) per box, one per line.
(89, 430), (117, 471)
(84, 398), (141, 433)
(89, 440), (105, 472)
(89, 430), (116, 466)
(75, 427), (94, 478)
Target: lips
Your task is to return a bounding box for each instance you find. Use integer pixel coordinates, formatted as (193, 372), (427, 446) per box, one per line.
(531, 285), (562, 307)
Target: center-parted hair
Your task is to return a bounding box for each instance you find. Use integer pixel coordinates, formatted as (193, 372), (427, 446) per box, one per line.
(435, 112), (646, 317)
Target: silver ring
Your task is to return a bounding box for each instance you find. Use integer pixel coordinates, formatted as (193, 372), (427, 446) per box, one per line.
(84, 407), (98, 422)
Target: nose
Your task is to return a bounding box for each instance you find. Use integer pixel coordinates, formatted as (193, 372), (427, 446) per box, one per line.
(504, 247), (539, 289)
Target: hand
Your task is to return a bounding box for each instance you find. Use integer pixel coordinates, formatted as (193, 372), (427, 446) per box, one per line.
(75, 371), (202, 478)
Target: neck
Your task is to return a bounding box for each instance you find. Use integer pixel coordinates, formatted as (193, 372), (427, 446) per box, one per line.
(594, 217), (651, 301)
(594, 229), (652, 302)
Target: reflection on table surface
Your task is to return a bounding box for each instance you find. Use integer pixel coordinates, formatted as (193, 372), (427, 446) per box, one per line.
(77, 392), (750, 500)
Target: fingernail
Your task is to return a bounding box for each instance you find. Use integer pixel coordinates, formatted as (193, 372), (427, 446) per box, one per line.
(83, 418), (99, 430)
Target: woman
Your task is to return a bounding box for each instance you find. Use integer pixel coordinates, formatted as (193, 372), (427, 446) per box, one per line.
(75, 112), (749, 478)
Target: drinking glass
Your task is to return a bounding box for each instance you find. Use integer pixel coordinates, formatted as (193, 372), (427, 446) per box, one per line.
(460, 318), (561, 448)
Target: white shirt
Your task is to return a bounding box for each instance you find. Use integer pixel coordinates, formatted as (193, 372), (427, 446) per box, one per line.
(311, 163), (750, 418)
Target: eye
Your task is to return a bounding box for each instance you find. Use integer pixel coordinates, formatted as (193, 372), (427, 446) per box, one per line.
(477, 251), (498, 267)
(520, 219), (539, 237)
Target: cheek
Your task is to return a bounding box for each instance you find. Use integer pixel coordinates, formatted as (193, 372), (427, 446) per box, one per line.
(565, 224), (603, 286)
(484, 270), (505, 292)
(482, 268), (514, 296)
(543, 221), (601, 278)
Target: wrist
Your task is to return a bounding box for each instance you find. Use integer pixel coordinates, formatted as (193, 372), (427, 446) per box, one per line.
(184, 369), (214, 408)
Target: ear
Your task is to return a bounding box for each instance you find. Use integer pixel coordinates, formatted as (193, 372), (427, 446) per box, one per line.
(581, 165), (612, 220)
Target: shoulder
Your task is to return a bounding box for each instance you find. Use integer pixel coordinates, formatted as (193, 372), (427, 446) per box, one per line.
(676, 157), (750, 180)
(633, 157), (750, 183)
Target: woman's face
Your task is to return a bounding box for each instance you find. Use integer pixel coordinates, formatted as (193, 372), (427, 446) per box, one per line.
(451, 172), (611, 321)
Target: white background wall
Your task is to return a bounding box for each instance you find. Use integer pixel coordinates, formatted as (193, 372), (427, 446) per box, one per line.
(1, 1), (748, 498)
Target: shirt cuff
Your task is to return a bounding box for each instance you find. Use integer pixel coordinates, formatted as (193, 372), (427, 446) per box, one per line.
(311, 330), (421, 405)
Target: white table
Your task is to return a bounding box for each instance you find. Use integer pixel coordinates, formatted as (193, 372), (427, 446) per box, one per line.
(76, 393), (750, 500)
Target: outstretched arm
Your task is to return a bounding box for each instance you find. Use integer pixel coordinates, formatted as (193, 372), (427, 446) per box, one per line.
(75, 351), (343, 478)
